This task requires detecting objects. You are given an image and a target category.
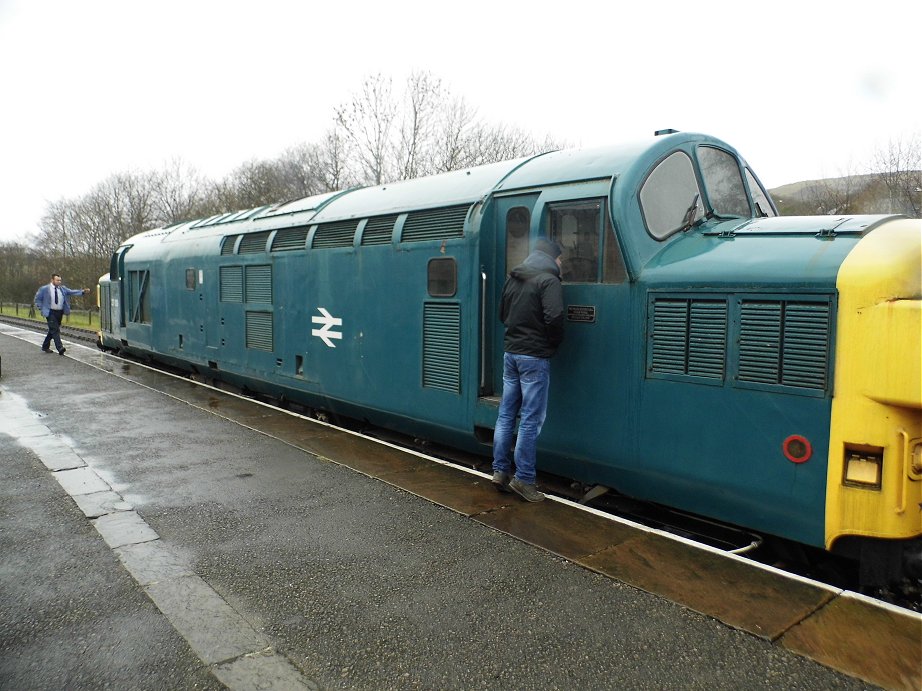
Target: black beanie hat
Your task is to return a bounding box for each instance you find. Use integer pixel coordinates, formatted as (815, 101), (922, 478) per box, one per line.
(535, 238), (562, 259)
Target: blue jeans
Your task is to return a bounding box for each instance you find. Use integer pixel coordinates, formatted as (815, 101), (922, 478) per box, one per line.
(492, 353), (550, 485)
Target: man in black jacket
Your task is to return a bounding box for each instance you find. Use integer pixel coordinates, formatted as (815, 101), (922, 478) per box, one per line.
(492, 238), (565, 502)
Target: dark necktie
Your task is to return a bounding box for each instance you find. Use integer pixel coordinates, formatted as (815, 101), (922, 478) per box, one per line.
(54, 286), (59, 304)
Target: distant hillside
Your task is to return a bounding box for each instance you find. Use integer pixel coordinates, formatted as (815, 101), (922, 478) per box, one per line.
(768, 173), (920, 216)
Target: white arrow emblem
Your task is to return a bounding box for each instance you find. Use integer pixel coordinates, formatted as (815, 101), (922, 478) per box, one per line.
(311, 307), (343, 348)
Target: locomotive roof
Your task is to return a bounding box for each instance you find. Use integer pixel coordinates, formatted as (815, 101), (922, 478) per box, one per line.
(496, 140), (656, 191)
(121, 131), (731, 247)
(309, 158), (526, 222)
(291, 135), (701, 224)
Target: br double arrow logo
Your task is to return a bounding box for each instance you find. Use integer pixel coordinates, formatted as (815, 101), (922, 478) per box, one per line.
(311, 307), (343, 348)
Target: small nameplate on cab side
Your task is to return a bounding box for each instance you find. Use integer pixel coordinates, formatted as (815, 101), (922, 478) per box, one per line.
(566, 305), (596, 323)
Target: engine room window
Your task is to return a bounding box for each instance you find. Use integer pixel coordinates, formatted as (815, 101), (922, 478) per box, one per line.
(185, 269), (196, 290)
(505, 207), (531, 275)
(548, 201), (601, 283)
(698, 146), (750, 217)
(745, 168), (777, 217)
(427, 258), (457, 297)
(640, 151), (703, 240)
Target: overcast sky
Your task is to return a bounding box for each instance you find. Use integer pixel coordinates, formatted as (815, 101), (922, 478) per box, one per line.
(0, 0), (919, 244)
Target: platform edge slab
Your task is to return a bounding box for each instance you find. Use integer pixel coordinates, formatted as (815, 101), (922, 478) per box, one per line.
(780, 593), (922, 691)
(580, 534), (836, 640)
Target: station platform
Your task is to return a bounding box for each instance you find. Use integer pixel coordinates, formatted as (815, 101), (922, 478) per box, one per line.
(0, 326), (917, 690)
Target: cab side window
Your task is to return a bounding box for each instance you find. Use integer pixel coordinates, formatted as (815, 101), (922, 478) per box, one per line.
(547, 199), (627, 284)
(548, 201), (600, 283)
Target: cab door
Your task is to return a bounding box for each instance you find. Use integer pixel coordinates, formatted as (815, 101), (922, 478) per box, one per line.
(480, 190), (634, 473)
(538, 196), (633, 475)
(481, 193), (539, 397)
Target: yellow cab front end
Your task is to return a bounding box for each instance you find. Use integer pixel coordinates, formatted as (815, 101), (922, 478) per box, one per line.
(827, 217), (922, 586)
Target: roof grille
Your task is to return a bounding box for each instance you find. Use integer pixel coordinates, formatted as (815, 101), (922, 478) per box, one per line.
(361, 215), (398, 245)
(271, 226), (309, 252)
(221, 236), (238, 255)
(313, 220), (357, 248)
(238, 232), (271, 254)
(402, 205), (469, 242)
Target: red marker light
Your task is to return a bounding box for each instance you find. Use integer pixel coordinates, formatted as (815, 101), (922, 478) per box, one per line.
(783, 435), (812, 463)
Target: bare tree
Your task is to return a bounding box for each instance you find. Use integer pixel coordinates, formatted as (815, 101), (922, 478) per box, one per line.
(32, 170), (160, 291)
(335, 74), (398, 185)
(315, 129), (355, 192)
(396, 71), (443, 180)
(871, 133), (921, 218)
(277, 144), (324, 198)
(217, 159), (293, 209)
(83, 171), (158, 247)
(465, 123), (557, 167)
(334, 71), (563, 186)
(151, 158), (211, 224)
(431, 95), (479, 172)
(36, 199), (74, 260)
(277, 140), (359, 198)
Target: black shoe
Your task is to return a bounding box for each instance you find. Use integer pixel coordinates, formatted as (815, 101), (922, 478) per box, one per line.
(491, 471), (511, 493)
(58, 348), (66, 356)
(509, 477), (546, 503)
(41, 348), (51, 353)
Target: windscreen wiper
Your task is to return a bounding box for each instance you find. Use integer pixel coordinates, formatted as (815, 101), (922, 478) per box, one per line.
(679, 194), (700, 232)
(704, 210), (743, 222)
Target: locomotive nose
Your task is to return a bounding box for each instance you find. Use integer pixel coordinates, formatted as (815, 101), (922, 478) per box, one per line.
(826, 217), (922, 563)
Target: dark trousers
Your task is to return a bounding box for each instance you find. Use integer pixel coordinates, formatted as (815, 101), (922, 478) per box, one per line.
(43, 310), (64, 352)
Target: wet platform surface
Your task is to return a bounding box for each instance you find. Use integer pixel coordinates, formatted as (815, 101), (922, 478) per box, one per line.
(1, 326), (918, 690)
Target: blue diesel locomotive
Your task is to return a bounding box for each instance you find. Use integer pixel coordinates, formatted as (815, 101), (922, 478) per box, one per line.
(97, 131), (922, 589)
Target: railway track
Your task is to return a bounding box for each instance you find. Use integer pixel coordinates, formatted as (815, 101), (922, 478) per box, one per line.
(1, 313), (917, 611)
(0, 314), (99, 347)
